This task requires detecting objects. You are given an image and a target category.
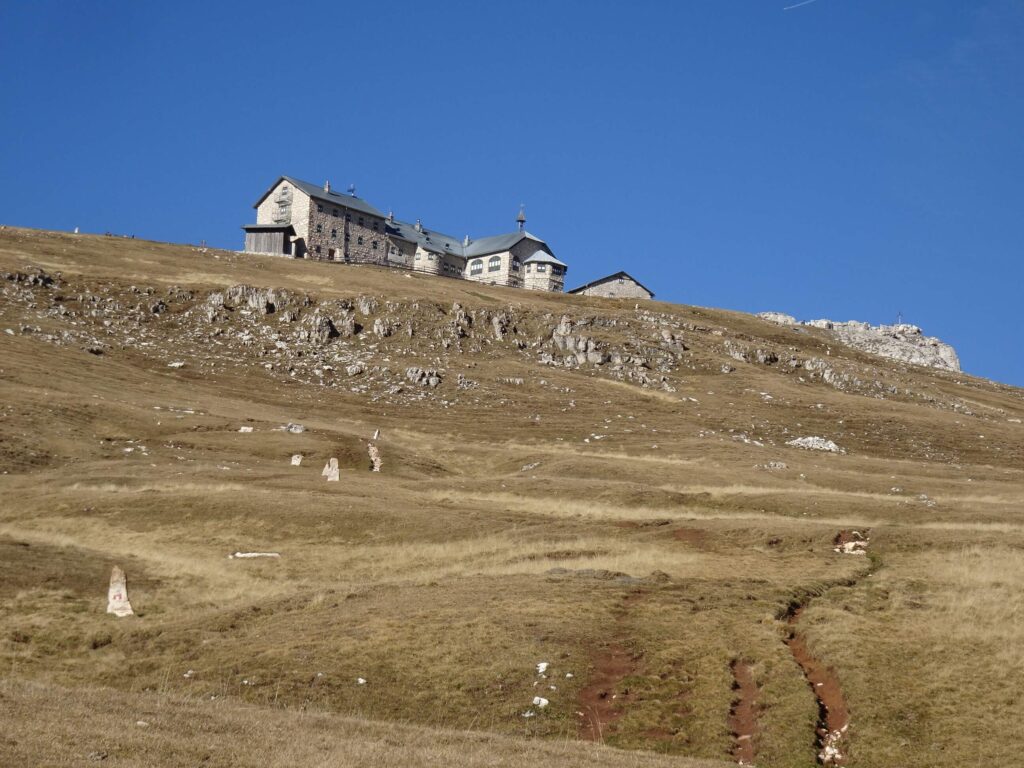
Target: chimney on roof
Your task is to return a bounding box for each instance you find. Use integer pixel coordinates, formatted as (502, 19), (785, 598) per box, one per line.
(516, 204), (526, 232)
(414, 219), (423, 233)
(387, 210), (394, 223)
(324, 180), (331, 193)
(463, 234), (470, 246)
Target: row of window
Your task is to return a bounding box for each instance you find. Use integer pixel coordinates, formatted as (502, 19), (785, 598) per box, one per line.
(315, 204), (381, 231)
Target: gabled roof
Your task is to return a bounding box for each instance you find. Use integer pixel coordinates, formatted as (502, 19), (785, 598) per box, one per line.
(464, 231), (547, 258)
(386, 218), (464, 256)
(253, 176), (386, 219)
(523, 250), (568, 268)
(567, 271), (654, 298)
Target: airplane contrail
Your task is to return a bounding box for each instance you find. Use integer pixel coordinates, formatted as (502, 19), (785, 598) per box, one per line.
(784, 0), (821, 9)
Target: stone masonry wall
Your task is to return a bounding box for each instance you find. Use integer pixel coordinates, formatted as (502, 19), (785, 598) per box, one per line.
(255, 180), (310, 257)
(305, 199), (387, 264)
(576, 277), (650, 300)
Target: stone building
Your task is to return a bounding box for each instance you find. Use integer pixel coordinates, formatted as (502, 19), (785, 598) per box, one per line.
(567, 271), (654, 300)
(242, 175), (568, 292)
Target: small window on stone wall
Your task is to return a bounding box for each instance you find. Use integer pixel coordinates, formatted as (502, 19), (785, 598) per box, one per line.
(372, 241), (378, 250)
(357, 236), (364, 245)
(317, 204), (324, 213)
(488, 256), (501, 272)
(536, 264), (547, 273)
(316, 224), (322, 233)
(331, 229), (337, 238)
(333, 209), (339, 218)
(470, 259), (483, 275)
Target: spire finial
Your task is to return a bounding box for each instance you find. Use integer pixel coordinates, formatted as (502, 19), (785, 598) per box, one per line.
(516, 204), (526, 232)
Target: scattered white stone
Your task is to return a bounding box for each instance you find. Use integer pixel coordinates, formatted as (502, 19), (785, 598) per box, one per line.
(229, 552), (280, 559)
(536, 662), (549, 675)
(238, 426), (253, 433)
(183, 669), (195, 678)
(368, 443), (381, 472)
(323, 457), (339, 481)
(284, 423), (305, 434)
(522, 710), (536, 718)
(786, 436), (845, 454)
(532, 696), (549, 708)
(290, 454), (302, 466)
(167, 361), (185, 368)
(356, 677), (367, 685)
(106, 566), (134, 617)
(136, 720), (149, 728)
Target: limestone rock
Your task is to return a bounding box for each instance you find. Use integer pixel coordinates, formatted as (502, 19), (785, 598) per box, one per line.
(106, 566), (133, 617)
(786, 436), (845, 454)
(322, 457), (339, 481)
(759, 312), (960, 371)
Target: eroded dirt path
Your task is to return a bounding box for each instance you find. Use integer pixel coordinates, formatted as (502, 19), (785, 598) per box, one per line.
(728, 659), (760, 764)
(578, 642), (639, 740)
(578, 590), (646, 741)
(785, 607), (851, 765)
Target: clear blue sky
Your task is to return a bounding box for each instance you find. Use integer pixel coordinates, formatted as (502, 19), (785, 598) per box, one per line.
(2, 1), (1022, 385)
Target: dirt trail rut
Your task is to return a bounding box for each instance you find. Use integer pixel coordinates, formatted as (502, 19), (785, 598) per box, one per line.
(728, 659), (760, 764)
(785, 605), (850, 764)
(578, 590), (646, 741)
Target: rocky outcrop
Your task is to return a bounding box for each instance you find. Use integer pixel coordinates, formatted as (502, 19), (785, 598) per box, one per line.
(759, 313), (960, 372)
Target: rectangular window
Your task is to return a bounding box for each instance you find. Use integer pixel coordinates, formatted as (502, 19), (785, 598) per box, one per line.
(357, 236), (364, 245)
(331, 229), (337, 238)
(316, 224), (322, 233)
(358, 217), (364, 227)
(315, 245), (321, 254)
(333, 209), (339, 218)
(537, 264), (547, 273)
(372, 241), (378, 250)
(317, 204), (324, 213)
(372, 222), (379, 231)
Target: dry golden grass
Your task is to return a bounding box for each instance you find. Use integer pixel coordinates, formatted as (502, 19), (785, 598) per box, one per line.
(1, 227), (1023, 767)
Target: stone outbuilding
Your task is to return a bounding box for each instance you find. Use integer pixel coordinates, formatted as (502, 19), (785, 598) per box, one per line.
(567, 271), (654, 300)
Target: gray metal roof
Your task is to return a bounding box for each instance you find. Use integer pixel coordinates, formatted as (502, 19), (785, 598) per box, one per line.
(253, 176), (386, 219)
(386, 218), (465, 256)
(465, 231), (548, 258)
(567, 271), (654, 298)
(523, 250), (568, 268)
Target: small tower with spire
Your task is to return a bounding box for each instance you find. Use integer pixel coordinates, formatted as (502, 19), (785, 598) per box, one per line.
(516, 204), (526, 232)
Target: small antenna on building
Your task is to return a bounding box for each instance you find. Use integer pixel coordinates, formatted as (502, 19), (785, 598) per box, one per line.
(516, 204), (526, 232)
(347, 184), (357, 197)
(897, 310), (903, 324)
(324, 180), (331, 192)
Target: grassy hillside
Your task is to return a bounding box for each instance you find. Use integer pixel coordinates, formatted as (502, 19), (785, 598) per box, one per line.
(1, 227), (1022, 767)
